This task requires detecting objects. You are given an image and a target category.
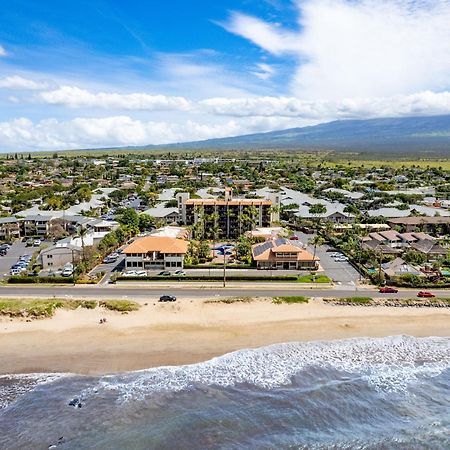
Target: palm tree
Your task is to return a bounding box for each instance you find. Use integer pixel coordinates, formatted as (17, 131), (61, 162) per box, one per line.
(77, 224), (88, 267)
(309, 235), (324, 278)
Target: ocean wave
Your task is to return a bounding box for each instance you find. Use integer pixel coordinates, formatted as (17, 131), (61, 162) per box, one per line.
(0, 373), (66, 409)
(81, 335), (450, 403)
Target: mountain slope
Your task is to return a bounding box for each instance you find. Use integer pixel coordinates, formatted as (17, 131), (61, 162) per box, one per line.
(154, 115), (450, 152)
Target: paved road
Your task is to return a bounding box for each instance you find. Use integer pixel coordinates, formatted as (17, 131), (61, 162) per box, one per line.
(0, 285), (448, 300)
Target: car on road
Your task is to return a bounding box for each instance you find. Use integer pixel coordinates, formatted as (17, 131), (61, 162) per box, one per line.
(173, 270), (186, 276)
(417, 291), (435, 298)
(103, 254), (119, 264)
(158, 271), (171, 276)
(379, 287), (399, 293)
(159, 295), (176, 302)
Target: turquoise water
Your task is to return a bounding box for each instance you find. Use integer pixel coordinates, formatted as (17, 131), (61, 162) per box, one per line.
(0, 335), (449, 449)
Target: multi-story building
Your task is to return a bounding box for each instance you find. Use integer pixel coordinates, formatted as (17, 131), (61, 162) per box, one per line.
(0, 217), (21, 241)
(177, 190), (280, 239)
(123, 236), (189, 270)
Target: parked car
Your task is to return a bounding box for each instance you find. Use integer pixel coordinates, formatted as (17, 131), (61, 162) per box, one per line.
(173, 270), (186, 276)
(159, 295), (176, 302)
(417, 291), (435, 298)
(0, 249), (7, 256)
(103, 254), (119, 264)
(289, 235), (299, 240)
(10, 268), (22, 275)
(158, 271), (171, 276)
(135, 270), (147, 277)
(379, 287), (399, 293)
(122, 270), (138, 277)
(33, 239), (42, 247)
(61, 268), (74, 277)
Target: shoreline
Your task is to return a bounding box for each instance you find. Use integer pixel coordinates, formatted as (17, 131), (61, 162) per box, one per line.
(0, 298), (449, 375)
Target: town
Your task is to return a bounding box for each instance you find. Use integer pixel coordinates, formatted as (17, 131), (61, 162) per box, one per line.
(0, 150), (448, 292)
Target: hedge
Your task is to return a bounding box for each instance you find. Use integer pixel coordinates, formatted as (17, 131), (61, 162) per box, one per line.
(184, 264), (253, 269)
(7, 276), (75, 284)
(115, 274), (320, 282)
(7, 276), (97, 284)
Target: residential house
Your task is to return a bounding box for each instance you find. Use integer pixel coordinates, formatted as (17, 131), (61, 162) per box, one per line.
(252, 238), (319, 270)
(123, 236), (189, 270)
(0, 217), (21, 241)
(39, 243), (82, 270)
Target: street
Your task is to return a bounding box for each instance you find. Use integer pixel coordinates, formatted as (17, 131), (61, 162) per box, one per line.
(0, 284), (448, 300)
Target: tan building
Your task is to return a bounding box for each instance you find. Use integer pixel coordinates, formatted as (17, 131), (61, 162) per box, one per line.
(252, 238), (319, 270)
(0, 217), (21, 241)
(39, 243), (82, 269)
(123, 236), (189, 270)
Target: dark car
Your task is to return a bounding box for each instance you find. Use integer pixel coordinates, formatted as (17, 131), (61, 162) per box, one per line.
(417, 291), (435, 298)
(159, 295), (176, 302)
(379, 287), (399, 293)
(289, 235), (299, 240)
(0, 249), (7, 256)
(158, 271), (171, 276)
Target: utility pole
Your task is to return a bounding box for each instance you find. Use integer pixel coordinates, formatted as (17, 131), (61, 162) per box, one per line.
(223, 251), (227, 288)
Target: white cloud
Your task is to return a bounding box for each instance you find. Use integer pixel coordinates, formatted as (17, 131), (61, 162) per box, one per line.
(0, 45), (7, 57)
(0, 115), (301, 151)
(0, 75), (48, 90)
(200, 91), (450, 119)
(224, 0), (450, 100)
(39, 86), (191, 111)
(252, 63), (276, 80)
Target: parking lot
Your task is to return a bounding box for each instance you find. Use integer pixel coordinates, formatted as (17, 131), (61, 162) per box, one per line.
(0, 240), (34, 278)
(294, 232), (361, 285)
(89, 254), (126, 284)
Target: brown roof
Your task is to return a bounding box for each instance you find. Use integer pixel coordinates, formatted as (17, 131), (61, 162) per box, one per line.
(123, 236), (188, 254)
(252, 239), (318, 262)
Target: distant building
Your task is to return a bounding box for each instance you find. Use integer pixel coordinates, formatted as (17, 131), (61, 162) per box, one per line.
(39, 243), (82, 270)
(177, 189), (280, 239)
(0, 217), (21, 241)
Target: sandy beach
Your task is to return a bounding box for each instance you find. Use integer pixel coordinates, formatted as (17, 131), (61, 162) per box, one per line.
(0, 297), (449, 375)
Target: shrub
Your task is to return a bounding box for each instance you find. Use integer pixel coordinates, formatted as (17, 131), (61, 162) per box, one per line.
(99, 300), (140, 312)
(273, 296), (309, 304)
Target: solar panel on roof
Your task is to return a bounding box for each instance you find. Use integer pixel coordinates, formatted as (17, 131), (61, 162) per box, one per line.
(253, 240), (275, 257)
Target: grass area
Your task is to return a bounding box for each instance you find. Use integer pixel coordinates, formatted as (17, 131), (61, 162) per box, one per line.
(273, 296), (309, 305)
(297, 274), (331, 283)
(0, 298), (98, 318)
(204, 296), (254, 304)
(0, 298), (140, 318)
(99, 300), (140, 312)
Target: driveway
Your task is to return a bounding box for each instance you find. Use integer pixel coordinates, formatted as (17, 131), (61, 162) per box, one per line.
(89, 255), (126, 284)
(294, 231), (361, 285)
(0, 240), (32, 278)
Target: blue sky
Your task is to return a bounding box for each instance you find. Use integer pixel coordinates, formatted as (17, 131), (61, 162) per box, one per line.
(0, 0), (449, 151)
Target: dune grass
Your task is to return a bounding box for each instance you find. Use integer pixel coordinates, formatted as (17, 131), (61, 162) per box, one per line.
(204, 296), (255, 304)
(273, 296), (309, 305)
(99, 300), (140, 312)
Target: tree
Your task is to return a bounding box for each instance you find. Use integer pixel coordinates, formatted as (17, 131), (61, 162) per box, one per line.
(118, 208), (140, 228)
(309, 235), (324, 276)
(403, 250), (427, 266)
(138, 213), (154, 232)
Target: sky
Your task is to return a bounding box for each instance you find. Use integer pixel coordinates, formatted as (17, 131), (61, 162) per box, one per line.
(0, 0), (449, 151)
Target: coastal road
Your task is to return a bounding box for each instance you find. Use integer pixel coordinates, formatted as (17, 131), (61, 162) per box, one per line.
(0, 285), (449, 300)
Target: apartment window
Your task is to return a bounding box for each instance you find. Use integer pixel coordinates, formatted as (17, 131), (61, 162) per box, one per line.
(47, 254), (53, 259)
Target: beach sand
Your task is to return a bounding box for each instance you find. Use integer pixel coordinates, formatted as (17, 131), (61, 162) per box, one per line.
(0, 298), (449, 375)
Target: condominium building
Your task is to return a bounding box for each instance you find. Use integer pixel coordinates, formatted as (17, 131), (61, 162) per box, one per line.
(176, 190), (280, 239)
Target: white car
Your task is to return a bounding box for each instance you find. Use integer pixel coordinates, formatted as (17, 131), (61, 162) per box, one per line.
(135, 270), (147, 277)
(122, 270), (138, 277)
(10, 268), (22, 275)
(61, 268), (74, 277)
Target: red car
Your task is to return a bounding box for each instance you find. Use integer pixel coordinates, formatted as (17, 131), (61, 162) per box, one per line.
(417, 291), (435, 298)
(379, 287), (398, 293)
(289, 235), (299, 240)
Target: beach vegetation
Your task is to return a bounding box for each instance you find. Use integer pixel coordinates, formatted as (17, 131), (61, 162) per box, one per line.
(99, 300), (140, 312)
(273, 296), (309, 304)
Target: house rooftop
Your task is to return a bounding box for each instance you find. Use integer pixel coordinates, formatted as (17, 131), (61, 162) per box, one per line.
(123, 236), (189, 254)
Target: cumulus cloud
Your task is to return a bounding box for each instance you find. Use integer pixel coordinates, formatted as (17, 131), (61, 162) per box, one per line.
(39, 86), (191, 111)
(224, 0), (450, 100)
(0, 115), (300, 151)
(200, 91), (450, 119)
(0, 75), (48, 90)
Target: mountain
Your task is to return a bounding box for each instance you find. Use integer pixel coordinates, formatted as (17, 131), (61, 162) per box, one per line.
(151, 114), (450, 153)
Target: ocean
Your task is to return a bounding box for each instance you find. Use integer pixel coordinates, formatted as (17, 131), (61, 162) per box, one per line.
(0, 335), (449, 449)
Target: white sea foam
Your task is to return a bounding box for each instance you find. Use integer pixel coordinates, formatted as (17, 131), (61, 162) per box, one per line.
(81, 335), (450, 403)
(0, 373), (67, 409)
